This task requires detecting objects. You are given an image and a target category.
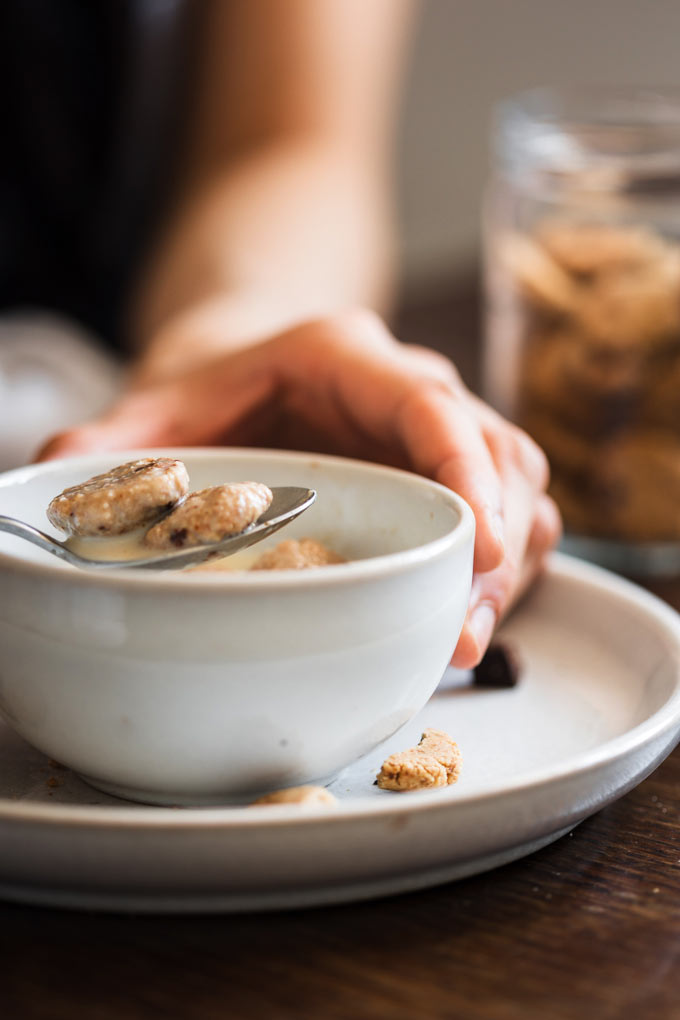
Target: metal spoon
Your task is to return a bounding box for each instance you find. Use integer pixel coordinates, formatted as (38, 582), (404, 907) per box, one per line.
(0, 486), (316, 570)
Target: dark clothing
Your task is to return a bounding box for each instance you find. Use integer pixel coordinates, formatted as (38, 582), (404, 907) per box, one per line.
(1, 0), (196, 349)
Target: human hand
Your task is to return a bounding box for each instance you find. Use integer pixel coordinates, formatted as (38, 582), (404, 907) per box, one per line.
(38, 310), (561, 666)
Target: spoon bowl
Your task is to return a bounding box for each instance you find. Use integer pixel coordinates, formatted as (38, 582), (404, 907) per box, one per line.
(0, 486), (316, 570)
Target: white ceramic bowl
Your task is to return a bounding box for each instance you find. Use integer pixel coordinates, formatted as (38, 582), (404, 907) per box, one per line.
(0, 449), (474, 804)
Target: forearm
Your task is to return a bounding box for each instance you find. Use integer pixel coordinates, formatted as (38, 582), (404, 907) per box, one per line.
(130, 135), (396, 382)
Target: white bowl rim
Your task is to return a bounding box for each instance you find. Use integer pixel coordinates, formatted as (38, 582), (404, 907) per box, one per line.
(0, 448), (476, 592)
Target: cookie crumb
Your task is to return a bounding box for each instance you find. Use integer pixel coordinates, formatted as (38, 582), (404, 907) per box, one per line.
(250, 785), (337, 807)
(250, 538), (345, 570)
(497, 232), (578, 313)
(376, 728), (462, 792)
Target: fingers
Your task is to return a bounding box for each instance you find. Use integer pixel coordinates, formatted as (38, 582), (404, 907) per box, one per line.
(525, 493), (563, 572)
(345, 333), (559, 668)
(451, 493), (562, 669)
(278, 314), (553, 588)
(35, 349), (281, 461)
(396, 385), (506, 572)
(277, 314), (508, 571)
(451, 422), (557, 670)
(35, 426), (112, 462)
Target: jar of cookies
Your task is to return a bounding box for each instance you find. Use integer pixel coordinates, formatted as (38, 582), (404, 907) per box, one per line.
(484, 87), (680, 575)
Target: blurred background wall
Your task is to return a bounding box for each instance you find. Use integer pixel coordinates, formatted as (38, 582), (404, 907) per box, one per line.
(397, 0), (680, 295)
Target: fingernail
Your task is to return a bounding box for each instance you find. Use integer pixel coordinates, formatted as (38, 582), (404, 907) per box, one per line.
(468, 604), (497, 656)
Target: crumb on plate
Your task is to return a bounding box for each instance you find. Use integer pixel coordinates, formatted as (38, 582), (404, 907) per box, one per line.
(376, 728), (462, 792)
(249, 784), (338, 806)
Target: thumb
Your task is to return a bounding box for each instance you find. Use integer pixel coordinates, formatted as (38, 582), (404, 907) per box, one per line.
(35, 350), (280, 462)
(34, 419), (134, 462)
(34, 388), (182, 463)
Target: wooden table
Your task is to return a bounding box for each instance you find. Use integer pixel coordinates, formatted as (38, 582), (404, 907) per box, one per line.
(3, 281), (680, 1019)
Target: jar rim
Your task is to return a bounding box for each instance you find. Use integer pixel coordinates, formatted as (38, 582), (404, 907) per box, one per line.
(494, 86), (680, 184)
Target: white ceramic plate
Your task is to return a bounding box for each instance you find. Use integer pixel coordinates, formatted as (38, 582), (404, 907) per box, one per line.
(1, 553), (679, 914)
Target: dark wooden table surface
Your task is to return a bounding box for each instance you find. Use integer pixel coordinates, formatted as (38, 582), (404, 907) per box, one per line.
(3, 281), (680, 1020)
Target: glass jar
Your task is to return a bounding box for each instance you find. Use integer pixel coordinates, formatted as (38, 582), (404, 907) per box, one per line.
(483, 87), (680, 576)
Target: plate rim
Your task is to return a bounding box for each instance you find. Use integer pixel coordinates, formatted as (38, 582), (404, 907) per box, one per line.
(2, 552), (680, 832)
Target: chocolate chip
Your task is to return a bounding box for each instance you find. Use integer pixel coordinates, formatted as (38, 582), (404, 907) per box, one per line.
(473, 641), (522, 688)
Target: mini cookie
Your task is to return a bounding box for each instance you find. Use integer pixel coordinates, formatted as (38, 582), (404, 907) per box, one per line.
(519, 329), (644, 437)
(144, 481), (272, 549)
(46, 458), (189, 537)
(496, 232), (579, 314)
(250, 538), (345, 570)
(250, 785), (337, 807)
(548, 431), (680, 541)
(536, 221), (670, 276)
(640, 347), (680, 431)
(595, 431), (680, 541)
(575, 252), (680, 350)
(547, 472), (603, 538)
(376, 728), (462, 792)
(519, 405), (596, 476)
(528, 328), (644, 396)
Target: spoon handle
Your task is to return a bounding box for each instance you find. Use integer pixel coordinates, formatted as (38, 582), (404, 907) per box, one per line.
(0, 515), (75, 563)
